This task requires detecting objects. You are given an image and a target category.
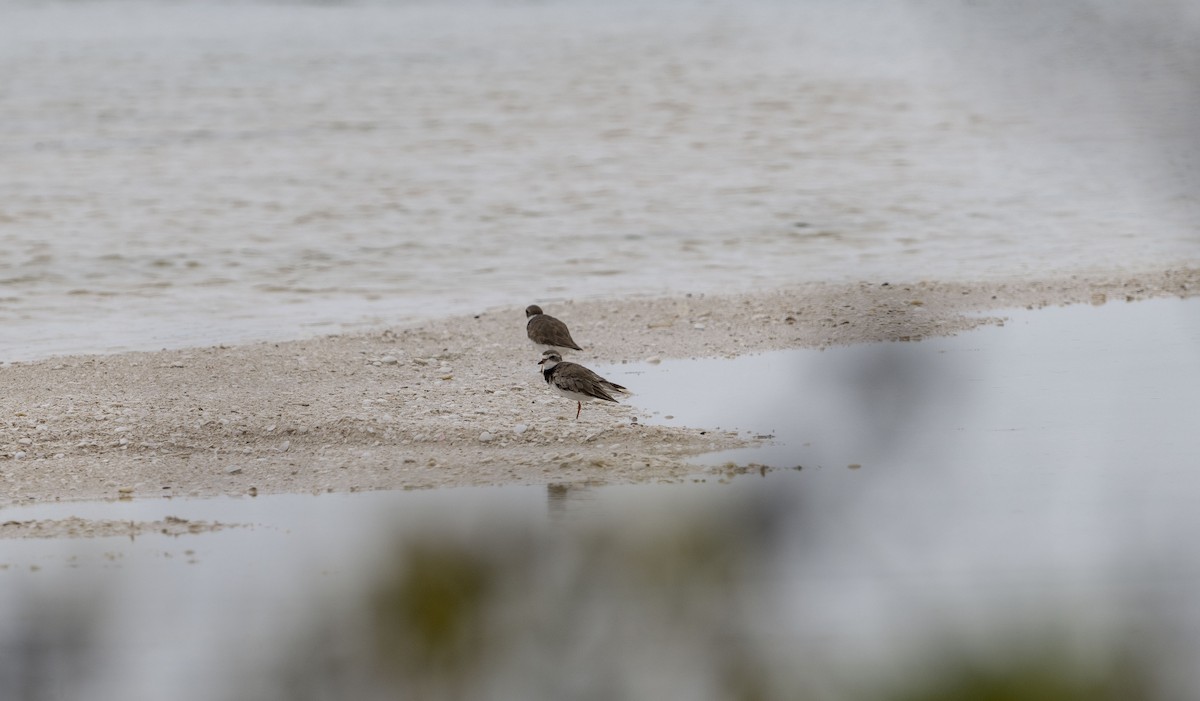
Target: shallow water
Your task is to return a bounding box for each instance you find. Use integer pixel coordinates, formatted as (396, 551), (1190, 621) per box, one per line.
(2, 0), (1198, 360)
(1, 298), (1199, 698)
(612, 296), (1200, 472)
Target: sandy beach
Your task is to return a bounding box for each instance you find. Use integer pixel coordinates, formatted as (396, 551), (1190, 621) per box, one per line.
(1, 267), (1194, 506)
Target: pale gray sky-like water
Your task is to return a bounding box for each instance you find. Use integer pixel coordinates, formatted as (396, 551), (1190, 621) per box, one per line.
(1, 297), (1198, 699)
(1, 0), (1198, 360)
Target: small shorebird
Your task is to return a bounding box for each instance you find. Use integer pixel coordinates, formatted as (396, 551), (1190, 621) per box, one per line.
(526, 304), (582, 352)
(538, 350), (628, 420)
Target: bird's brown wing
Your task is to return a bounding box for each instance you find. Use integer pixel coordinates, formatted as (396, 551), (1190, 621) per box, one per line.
(601, 379), (628, 394)
(554, 362), (623, 402)
(527, 315), (582, 350)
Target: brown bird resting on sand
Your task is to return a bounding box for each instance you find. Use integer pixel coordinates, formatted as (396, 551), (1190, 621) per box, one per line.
(525, 304), (582, 352)
(537, 350), (628, 420)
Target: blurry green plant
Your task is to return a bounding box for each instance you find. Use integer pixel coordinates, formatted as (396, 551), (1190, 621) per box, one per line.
(0, 490), (1160, 701)
(253, 489), (1157, 701)
(371, 542), (495, 681)
(870, 641), (1149, 701)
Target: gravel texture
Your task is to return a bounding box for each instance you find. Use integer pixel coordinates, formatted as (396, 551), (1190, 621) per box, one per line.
(0, 515), (240, 540)
(1, 268), (1196, 506)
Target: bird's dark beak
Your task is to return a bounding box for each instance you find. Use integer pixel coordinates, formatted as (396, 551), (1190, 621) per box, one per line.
(537, 359), (546, 365)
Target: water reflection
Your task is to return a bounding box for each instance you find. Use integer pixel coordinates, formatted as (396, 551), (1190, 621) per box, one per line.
(610, 296), (1200, 475)
(0, 298), (1198, 699)
(0, 474), (1166, 701)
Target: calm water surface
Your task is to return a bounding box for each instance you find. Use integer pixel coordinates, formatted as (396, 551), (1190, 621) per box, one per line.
(1, 297), (1198, 698)
(2, 0), (1198, 359)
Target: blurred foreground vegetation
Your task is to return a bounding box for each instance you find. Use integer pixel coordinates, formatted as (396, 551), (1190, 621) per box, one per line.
(258, 489), (1155, 701)
(0, 487), (1163, 700)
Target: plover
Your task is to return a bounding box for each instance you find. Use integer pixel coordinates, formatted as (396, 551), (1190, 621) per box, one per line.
(538, 350), (628, 420)
(526, 304), (582, 352)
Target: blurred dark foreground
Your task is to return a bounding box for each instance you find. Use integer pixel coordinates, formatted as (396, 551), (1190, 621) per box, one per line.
(0, 482), (1165, 701)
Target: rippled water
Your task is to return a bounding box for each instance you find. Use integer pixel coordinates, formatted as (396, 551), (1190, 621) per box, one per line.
(2, 0), (1198, 359)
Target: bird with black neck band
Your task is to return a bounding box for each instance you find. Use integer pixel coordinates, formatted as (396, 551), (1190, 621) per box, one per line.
(537, 349), (628, 420)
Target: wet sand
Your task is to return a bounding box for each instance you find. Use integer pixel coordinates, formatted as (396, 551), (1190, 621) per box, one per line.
(1, 267), (1196, 505)
(0, 515), (238, 540)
